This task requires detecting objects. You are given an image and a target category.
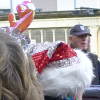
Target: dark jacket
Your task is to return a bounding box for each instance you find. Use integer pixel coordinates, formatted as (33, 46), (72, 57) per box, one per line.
(88, 53), (100, 85)
(45, 96), (63, 100)
(83, 53), (100, 100)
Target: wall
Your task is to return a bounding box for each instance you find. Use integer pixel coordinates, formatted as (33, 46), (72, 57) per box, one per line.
(32, 0), (57, 12)
(1, 15), (100, 56)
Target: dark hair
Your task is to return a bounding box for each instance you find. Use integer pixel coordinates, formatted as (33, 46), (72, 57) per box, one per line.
(0, 32), (44, 100)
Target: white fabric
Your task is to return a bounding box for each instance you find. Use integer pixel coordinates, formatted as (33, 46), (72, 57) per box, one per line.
(38, 50), (94, 97)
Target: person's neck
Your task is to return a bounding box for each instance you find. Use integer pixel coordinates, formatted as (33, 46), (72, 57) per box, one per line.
(70, 44), (88, 53)
(82, 49), (88, 53)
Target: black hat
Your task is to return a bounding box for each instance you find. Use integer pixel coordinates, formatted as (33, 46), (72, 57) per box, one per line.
(70, 24), (91, 36)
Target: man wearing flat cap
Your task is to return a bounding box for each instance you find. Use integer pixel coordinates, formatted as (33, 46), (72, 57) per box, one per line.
(69, 24), (100, 99)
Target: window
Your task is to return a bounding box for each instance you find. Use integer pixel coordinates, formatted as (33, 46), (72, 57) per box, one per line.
(28, 28), (69, 43)
(31, 29), (41, 43)
(43, 29), (53, 42)
(55, 29), (65, 42)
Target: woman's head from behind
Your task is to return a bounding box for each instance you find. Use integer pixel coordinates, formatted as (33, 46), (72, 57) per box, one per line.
(0, 32), (44, 100)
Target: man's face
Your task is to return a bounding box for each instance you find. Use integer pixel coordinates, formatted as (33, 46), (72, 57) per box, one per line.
(69, 34), (90, 50)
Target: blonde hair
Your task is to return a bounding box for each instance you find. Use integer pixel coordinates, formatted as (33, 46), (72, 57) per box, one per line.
(0, 32), (44, 100)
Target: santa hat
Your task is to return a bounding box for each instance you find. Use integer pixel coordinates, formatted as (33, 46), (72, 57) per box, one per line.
(31, 41), (94, 97)
(32, 42), (78, 73)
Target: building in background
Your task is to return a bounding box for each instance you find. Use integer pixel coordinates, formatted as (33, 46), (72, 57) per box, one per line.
(0, 0), (100, 12)
(33, 0), (75, 12)
(1, 10), (100, 56)
(0, 0), (100, 56)
(33, 0), (100, 12)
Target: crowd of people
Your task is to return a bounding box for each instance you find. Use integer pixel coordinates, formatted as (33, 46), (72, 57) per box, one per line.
(0, 1), (100, 100)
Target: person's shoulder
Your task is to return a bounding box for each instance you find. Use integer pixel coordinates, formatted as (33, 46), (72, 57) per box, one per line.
(88, 52), (98, 59)
(87, 52), (99, 64)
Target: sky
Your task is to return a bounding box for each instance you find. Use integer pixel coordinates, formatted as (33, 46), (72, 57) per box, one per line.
(0, 0), (100, 12)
